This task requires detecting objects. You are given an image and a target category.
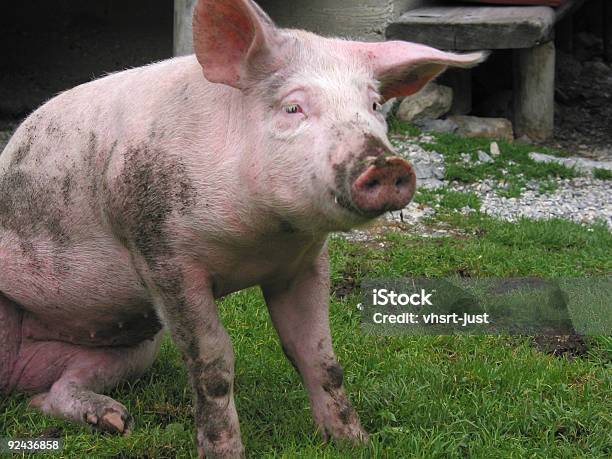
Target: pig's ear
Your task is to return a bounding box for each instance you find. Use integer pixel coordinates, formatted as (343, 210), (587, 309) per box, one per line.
(351, 41), (488, 101)
(193, 0), (279, 89)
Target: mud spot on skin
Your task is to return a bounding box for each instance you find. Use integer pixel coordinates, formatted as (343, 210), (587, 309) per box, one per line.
(318, 360), (362, 426)
(330, 134), (394, 213)
(0, 170), (70, 247)
(50, 247), (72, 276)
(85, 133), (101, 200)
(61, 174), (73, 206)
(338, 403), (354, 425)
(8, 115), (43, 167)
(149, 264), (202, 358)
(362, 134), (392, 161)
(322, 363), (344, 393)
(333, 162), (349, 200)
(202, 411), (233, 444)
(279, 219), (296, 234)
(10, 140), (32, 167)
(194, 357), (232, 398)
(106, 144), (196, 266)
(148, 120), (167, 143)
(46, 215), (69, 246)
(44, 118), (65, 141)
(328, 389), (358, 426)
(189, 356), (235, 444)
(193, 381), (234, 443)
(17, 239), (43, 273)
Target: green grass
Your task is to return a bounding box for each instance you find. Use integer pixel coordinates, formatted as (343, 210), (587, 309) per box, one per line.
(387, 114), (421, 138)
(414, 188), (481, 211)
(593, 168), (612, 180)
(2, 213), (610, 458)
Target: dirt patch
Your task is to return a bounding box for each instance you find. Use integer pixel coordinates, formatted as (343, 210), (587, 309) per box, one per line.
(37, 426), (63, 438)
(331, 275), (358, 299)
(532, 334), (589, 359)
(543, 49), (612, 160)
(536, 26), (612, 160)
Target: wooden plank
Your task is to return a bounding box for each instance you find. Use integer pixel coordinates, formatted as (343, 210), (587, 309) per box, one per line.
(386, 6), (555, 50)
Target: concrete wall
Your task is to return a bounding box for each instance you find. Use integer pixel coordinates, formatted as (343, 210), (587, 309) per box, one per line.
(174, 0), (427, 56)
(257, 0), (425, 41)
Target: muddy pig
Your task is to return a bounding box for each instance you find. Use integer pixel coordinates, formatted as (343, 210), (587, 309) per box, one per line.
(0, 0), (486, 456)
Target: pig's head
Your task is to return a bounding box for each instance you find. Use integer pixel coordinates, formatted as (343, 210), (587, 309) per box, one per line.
(193, 0), (487, 232)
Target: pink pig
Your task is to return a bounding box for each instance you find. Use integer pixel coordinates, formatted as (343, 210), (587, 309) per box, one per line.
(0, 0), (486, 456)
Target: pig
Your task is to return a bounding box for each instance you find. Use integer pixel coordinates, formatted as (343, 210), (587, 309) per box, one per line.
(0, 0), (486, 456)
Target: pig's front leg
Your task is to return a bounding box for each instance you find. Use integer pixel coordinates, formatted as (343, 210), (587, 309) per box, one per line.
(154, 263), (243, 458)
(262, 247), (368, 444)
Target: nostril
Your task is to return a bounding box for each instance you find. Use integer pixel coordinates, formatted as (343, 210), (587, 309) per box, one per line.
(365, 179), (379, 190)
(395, 177), (405, 187)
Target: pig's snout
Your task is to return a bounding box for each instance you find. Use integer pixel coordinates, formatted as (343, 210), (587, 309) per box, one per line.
(350, 157), (416, 214)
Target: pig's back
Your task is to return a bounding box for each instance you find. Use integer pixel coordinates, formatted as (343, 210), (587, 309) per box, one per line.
(0, 54), (210, 226)
(0, 55), (226, 326)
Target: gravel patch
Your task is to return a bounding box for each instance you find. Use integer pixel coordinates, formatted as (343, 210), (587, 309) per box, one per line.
(388, 141), (612, 230)
(464, 177), (611, 228)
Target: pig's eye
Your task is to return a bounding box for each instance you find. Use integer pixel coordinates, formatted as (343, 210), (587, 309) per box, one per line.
(372, 102), (382, 112)
(284, 104), (303, 114)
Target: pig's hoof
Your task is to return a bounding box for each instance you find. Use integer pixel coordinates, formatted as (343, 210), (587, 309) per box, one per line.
(81, 402), (133, 435)
(197, 431), (245, 459)
(92, 406), (134, 435)
(29, 391), (133, 435)
(321, 423), (369, 446)
(28, 392), (50, 410)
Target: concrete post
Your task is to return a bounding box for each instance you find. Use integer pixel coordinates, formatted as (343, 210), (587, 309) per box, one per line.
(174, 0), (197, 56)
(513, 41), (555, 141)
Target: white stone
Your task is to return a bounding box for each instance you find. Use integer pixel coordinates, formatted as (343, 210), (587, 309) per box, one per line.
(478, 150), (494, 163)
(490, 141), (501, 157)
(528, 152), (612, 173)
(447, 115), (514, 141)
(397, 83), (453, 122)
(414, 118), (458, 134)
